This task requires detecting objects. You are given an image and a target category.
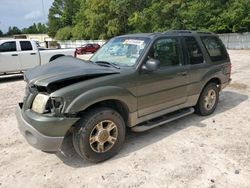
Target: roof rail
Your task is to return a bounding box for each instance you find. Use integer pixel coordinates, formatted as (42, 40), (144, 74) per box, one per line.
(164, 30), (193, 34)
(163, 30), (215, 35)
(197, 31), (214, 34)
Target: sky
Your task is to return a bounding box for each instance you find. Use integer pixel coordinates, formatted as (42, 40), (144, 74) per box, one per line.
(0, 0), (53, 33)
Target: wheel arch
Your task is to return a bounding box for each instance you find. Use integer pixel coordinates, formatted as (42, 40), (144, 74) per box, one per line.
(195, 77), (221, 104)
(194, 77), (221, 106)
(76, 99), (130, 126)
(203, 77), (222, 91)
(65, 86), (137, 126)
(49, 54), (65, 62)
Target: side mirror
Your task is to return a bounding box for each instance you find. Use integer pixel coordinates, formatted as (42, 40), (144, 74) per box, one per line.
(141, 59), (160, 73)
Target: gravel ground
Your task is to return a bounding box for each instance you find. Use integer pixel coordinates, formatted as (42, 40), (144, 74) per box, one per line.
(0, 50), (249, 188)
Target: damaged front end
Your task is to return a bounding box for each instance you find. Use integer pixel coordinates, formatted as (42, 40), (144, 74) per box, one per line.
(22, 56), (120, 116)
(24, 73), (118, 117)
(23, 84), (65, 117)
(17, 55), (122, 152)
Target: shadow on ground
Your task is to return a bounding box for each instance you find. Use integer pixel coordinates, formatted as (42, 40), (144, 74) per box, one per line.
(56, 90), (248, 167)
(0, 74), (23, 83)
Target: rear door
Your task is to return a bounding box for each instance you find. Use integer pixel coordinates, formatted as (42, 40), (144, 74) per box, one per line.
(136, 37), (189, 117)
(0, 41), (20, 73)
(19, 41), (40, 70)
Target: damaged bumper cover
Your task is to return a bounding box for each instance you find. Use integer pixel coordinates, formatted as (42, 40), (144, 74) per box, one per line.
(16, 103), (79, 152)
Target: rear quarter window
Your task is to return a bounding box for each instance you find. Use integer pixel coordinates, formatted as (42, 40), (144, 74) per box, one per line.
(201, 36), (228, 62)
(184, 37), (204, 65)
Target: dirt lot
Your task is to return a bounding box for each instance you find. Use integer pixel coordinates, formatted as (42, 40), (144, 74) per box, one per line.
(0, 51), (250, 188)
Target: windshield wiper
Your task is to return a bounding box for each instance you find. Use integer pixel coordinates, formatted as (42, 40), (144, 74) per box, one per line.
(95, 61), (120, 69)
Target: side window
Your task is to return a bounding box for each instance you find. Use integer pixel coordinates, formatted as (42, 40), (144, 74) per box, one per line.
(20, 41), (33, 51)
(0, 42), (17, 52)
(149, 37), (181, 67)
(184, 37), (204, 65)
(201, 36), (228, 61)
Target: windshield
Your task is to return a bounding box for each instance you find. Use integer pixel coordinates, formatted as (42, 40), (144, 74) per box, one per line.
(90, 37), (150, 67)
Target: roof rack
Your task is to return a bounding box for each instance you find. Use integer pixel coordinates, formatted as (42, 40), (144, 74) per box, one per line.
(163, 30), (215, 35)
(197, 31), (214, 34)
(164, 30), (193, 34)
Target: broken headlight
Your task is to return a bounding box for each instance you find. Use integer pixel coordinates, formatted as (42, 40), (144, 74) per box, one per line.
(31, 94), (50, 114)
(32, 94), (64, 114)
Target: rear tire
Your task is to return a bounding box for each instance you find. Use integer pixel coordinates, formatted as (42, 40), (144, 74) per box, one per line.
(195, 83), (219, 116)
(72, 107), (126, 163)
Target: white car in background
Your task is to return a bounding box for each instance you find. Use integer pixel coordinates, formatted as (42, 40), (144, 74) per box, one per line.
(0, 39), (75, 74)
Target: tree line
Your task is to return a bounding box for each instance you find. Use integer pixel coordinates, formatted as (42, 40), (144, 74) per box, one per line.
(0, 23), (48, 37)
(48, 0), (250, 40)
(1, 0), (249, 40)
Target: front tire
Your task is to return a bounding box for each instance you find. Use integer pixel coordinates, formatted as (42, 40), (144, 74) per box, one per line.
(195, 83), (219, 116)
(72, 107), (126, 163)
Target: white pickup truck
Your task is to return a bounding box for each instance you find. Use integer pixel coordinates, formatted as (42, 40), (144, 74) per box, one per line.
(0, 39), (75, 74)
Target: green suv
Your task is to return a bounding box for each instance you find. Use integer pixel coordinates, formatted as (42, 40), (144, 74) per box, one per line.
(16, 31), (231, 162)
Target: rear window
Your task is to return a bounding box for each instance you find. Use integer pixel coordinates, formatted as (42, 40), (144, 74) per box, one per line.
(201, 36), (228, 61)
(20, 41), (33, 51)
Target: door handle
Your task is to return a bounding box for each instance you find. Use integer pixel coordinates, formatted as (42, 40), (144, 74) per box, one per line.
(30, 53), (36, 55)
(11, 54), (18, 56)
(177, 71), (187, 76)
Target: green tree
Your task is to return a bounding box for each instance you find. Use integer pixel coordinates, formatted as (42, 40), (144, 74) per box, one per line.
(71, 0), (88, 39)
(6, 26), (21, 36)
(179, 0), (231, 33)
(51, 0), (250, 40)
(61, 0), (79, 26)
(107, 0), (150, 36)
(48, 0), (79, 38)
(22, 23), (39, 34)
(0, 30), (3, 37)
(48, 0), (64, 37)
(55, 26), (72, 40)
(218, 0), (250, 32)
(37, 23), (48, 33)
(22, 23), (48, 34)
(72, 0), (150, 39)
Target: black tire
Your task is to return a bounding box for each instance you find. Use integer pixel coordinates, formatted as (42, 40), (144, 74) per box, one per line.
(72, 107), (126, 163)
(195, 83), (219, 116)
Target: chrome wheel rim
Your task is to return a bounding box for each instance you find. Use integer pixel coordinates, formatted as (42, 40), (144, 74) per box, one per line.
(89, 120), (118, 153)
(204, 89), (217, 111)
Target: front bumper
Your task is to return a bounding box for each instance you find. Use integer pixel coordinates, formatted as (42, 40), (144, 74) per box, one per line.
(16, 103), (79, 152)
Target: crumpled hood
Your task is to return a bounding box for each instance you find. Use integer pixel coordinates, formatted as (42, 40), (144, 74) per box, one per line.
(24, 56), (120, 90)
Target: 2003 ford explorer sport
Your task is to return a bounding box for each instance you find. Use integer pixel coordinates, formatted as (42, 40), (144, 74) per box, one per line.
(16, 31), (231, 163)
